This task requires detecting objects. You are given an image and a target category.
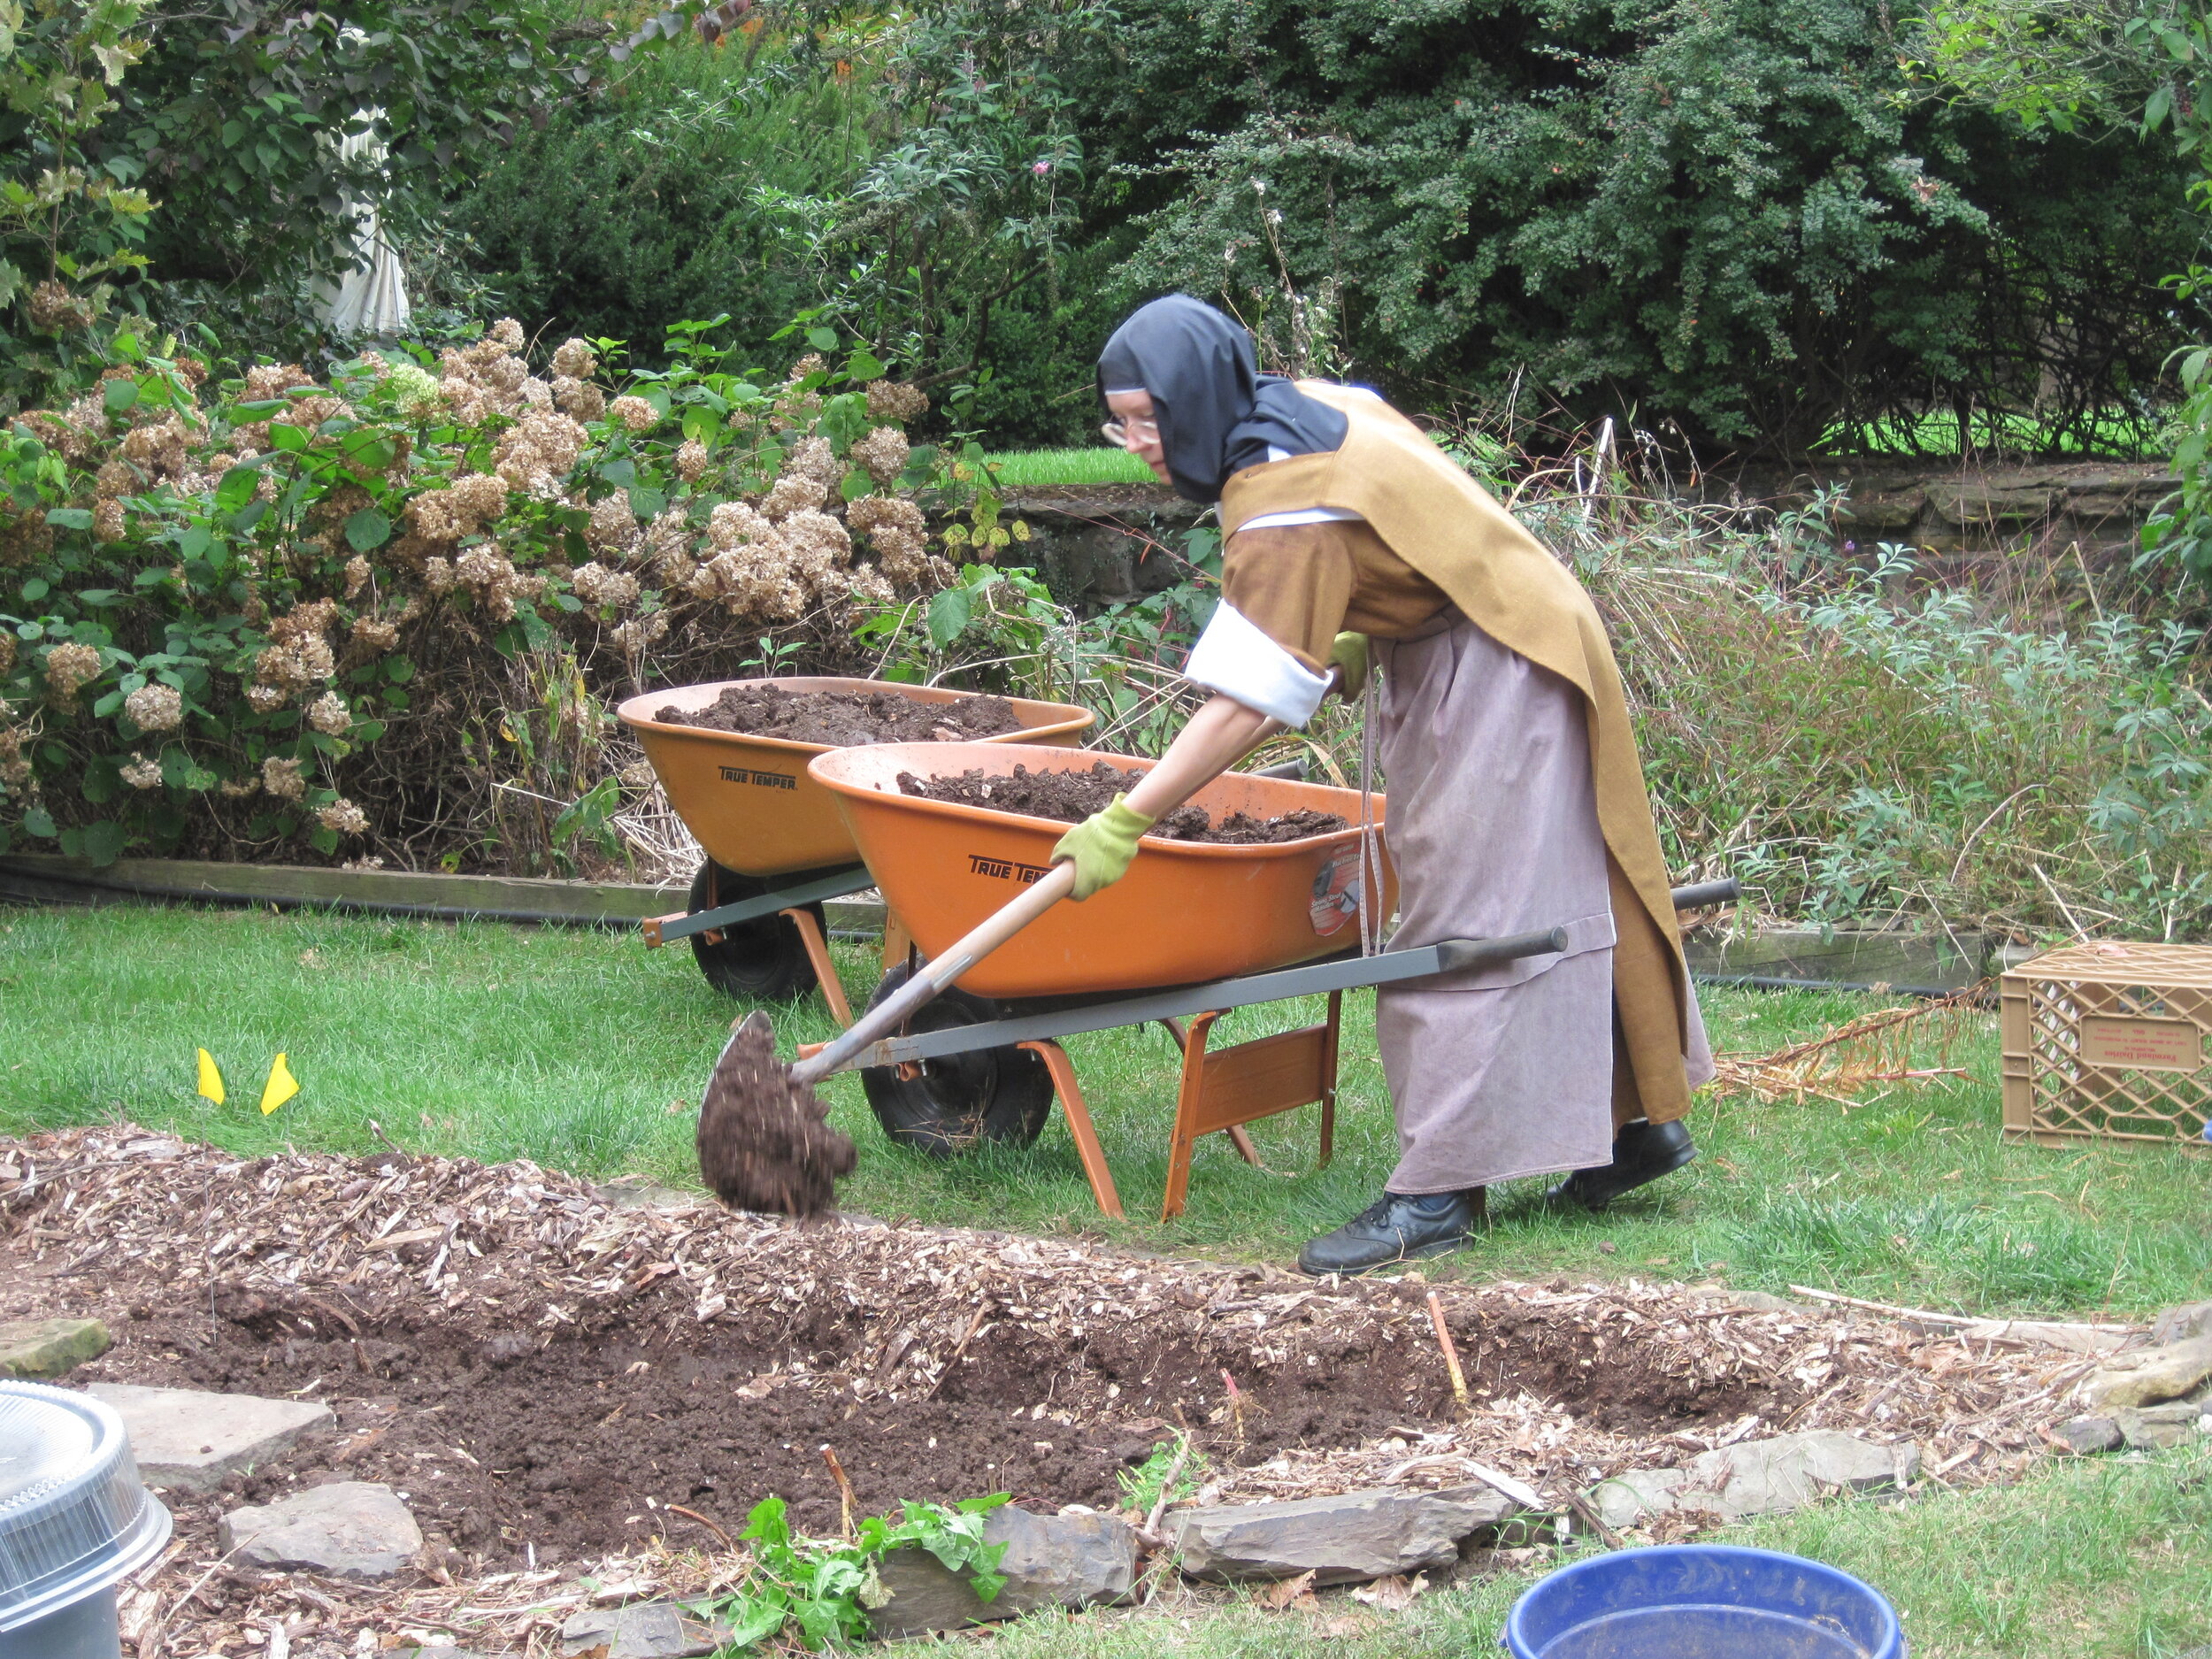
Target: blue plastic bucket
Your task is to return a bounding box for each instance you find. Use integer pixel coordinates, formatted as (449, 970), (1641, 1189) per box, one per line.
(1502, 1544), (1905, 1659)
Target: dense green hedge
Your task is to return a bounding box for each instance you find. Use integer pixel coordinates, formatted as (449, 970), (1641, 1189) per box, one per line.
(1070, 0), (2200, 453)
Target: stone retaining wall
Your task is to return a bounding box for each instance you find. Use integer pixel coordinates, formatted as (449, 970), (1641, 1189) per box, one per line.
(1003, 457), (2177, 611)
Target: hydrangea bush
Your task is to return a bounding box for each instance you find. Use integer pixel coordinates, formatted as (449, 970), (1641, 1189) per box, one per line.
(0, 318), (1007, 867)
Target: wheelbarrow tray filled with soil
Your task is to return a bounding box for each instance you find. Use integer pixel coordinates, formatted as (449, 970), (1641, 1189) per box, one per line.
(617, 677), (1093, 879)
(810, 741), (1397, 997)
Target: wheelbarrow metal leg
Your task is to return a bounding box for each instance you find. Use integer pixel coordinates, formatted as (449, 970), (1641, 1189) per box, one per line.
(781, 906), (853, 1027)
(1163, 1006), (1340, 1220)
(1017, 1041), (1122, 1219)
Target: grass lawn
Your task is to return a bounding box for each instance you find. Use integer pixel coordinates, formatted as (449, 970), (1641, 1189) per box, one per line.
(4, 898), (2208, 1657)
(989, 447), (1162, 488)
(4, 899), (2206, 1317)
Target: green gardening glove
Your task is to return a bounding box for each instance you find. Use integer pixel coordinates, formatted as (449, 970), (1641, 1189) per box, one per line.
(1051, 794), (1156, 900)
(1329, 630), (1370, 693)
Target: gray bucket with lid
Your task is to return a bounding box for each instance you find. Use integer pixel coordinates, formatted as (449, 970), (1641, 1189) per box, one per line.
(1, 1380), (173, 1659)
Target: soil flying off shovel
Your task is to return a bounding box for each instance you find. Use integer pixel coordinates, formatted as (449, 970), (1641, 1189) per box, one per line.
(696, 860), (1079, 1217)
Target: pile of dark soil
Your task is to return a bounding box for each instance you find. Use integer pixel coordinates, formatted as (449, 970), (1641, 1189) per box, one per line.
(898, 760), (1348, 843)
(656, 683), (1025, 746)
(695, 1010), (852, 1217)
(4, 1126), (2040, 1591)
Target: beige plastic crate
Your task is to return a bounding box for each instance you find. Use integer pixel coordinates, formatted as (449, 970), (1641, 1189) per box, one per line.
(2001, 941), (2212, 1146)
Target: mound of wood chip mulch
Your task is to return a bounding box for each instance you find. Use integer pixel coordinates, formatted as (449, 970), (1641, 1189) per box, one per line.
(0, 1125), (2131, 1657)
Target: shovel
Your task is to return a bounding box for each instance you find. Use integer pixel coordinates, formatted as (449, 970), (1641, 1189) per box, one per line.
(695, 861), (1078, 1217)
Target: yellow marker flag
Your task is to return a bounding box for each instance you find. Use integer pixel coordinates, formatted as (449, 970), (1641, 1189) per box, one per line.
(258, 1053), (300, 1116)
(196, 1048), (226, 1106)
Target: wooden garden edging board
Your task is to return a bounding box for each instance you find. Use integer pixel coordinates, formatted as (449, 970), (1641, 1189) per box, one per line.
(4, 852), (2002, 991)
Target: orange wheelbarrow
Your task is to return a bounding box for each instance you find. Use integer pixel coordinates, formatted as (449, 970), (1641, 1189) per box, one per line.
(616, 679), (1091, 1014)
(811, 739), (1738, 1220)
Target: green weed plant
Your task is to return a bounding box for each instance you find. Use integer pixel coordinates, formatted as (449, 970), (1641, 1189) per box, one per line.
(702, 1494), (1010, 1649)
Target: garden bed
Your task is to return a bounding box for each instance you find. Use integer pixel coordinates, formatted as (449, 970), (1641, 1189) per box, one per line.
(3, 1128), (2094, 1585)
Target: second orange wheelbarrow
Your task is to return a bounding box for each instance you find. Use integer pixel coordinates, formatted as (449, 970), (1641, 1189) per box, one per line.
(616, 677), (1090, 1012)
(809, 740), (1738, 1219)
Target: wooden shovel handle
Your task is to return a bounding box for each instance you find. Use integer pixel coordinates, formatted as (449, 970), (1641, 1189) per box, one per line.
(790, 862), (1077, 1085)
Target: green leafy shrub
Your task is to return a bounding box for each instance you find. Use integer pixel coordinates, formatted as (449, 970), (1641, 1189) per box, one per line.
(0, 317), (987, 869)
(1070, 0), (2200, 455)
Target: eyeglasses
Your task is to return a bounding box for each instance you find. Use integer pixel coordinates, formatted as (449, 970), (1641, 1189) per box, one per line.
(1101, 417), (1160, 449)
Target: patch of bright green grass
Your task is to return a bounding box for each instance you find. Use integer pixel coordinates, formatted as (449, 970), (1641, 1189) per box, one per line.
(3, 901), (2207, 1316)
(988, 448), (1161, 488)
(1812, 407), (2162, 460)
(979, 1444), (2212, 1659)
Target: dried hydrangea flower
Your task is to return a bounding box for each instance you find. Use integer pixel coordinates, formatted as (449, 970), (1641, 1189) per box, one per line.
(864, 380), (930, 422)
(219, 774), (260, 797)
(120, 754), (164, 790)
(759, 473), (826, 521)
(351, 616), (400, 652)
(242, 363), (314, 402)
(42, 641), (103, 702)
(27, 280), (95, 333)
(570, 561), (641, 610)
(343, 555), (373, 600)
(93, 499), (127, 542)
(586, 492), (636, 553)
(675, 439), (710, 481)
(124, 682), (184, 733)
(307, 692), (352, 735)
(851, 425), (910, 486)
(246, 684), (286, 712)
(609, 395), (659, 433)
(262, 756), (308, 801)
(318, 798), (369, 835)
(610, 615), (670, 656)
(550, 337), (598, 379)
(784, 435), (842, 489)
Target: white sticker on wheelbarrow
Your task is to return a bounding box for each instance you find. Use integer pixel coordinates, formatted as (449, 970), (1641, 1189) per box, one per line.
(1310, 849), (1363, 935)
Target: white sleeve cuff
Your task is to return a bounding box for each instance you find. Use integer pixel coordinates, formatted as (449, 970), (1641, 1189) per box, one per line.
(1184, 602), (1333, 727)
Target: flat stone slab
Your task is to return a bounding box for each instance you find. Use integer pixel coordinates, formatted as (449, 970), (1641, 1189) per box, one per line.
(872, 1506), (1140, 1637)
(2115, 1401), (2212, 1451)
(2080, 1335), (2212, 1411)
(219, 1480), (422, 1579)
(2151, 1301), (2212, 1348)
(1169, 1485), (1519, 1586)
(0, 1317), (110, 1379)
(1589, 1431), (1919, 1529)
(90, 1381), (332, 1494)
(2053, 1416), (2123, 1455)
(560, 1601), (727, 1657)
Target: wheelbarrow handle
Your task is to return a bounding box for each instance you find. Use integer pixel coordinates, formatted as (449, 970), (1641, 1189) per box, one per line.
(1670, 877), (1740, 910)
(791, 861), (1079, 1086)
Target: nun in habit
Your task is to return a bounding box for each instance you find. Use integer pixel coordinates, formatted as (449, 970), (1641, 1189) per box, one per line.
(1049, 296), (1714, 1275)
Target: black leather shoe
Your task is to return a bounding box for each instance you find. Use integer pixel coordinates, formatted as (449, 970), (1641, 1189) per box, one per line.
(1297, 1188), (1485, 1276)
(1547, 1118), (1696, 1211)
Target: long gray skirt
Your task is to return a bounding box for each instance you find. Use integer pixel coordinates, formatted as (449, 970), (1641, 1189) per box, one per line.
(1370, 611), (1706, 1194)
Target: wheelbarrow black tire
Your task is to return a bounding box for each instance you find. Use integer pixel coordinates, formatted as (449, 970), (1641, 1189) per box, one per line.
(686, 861), (825, 1002)
(858, 962), (1055, 1156)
